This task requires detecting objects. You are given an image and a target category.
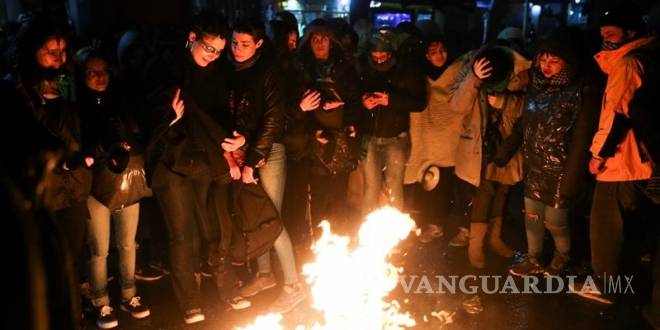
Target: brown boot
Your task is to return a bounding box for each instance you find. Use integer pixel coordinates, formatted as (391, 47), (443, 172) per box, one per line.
(488, 217), (513, 258)
(468, 223), (488, 268)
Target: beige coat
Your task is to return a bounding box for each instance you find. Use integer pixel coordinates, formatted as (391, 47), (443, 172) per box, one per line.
(449, 49), (530, 187)
(404, 58), (468, 184)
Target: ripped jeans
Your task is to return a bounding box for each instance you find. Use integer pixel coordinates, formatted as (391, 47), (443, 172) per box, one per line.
(524, 197), (570, 261)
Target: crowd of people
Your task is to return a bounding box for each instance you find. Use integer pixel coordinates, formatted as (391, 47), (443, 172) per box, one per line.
(1, 3), (659, 329)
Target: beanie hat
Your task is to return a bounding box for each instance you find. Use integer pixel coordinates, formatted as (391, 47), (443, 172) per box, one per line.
(473, 46), (514, 87)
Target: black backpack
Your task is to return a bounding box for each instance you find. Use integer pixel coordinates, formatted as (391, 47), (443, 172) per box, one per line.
(230, 182), (283, 262)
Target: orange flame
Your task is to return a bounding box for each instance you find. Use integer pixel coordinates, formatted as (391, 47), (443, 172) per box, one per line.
(238, 206), (417, 329)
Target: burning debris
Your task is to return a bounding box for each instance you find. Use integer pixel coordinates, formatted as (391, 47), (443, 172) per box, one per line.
(239, 207), (418, 329)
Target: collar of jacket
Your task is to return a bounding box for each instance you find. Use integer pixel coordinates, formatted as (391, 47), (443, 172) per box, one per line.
(506, 49), (532, 91)
(594, 37), (651, 75)
(229, 51), (261, 71)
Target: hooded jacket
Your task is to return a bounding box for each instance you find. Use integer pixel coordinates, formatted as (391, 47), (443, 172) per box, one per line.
(628, 37), (660, 166)
(297, 26), (361, 175)
(591, 37), (653, 182)
(449, 47), (530, 187)
(358, 52), (427, 138)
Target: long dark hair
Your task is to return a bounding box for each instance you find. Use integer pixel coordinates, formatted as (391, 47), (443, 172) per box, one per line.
(16, 14), (73, 87)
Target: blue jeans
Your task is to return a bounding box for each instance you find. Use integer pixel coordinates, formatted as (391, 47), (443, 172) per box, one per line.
(87, 196), (139, 307)
(524, 197), (570, 260)
(363, 134), (411, 214)
(256, 143), (299, 285)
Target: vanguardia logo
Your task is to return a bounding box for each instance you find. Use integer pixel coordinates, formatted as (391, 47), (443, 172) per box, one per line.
(398, 274), (635, 295)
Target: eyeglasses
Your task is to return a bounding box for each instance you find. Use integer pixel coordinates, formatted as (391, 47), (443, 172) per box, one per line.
(196, 40), (222, 56)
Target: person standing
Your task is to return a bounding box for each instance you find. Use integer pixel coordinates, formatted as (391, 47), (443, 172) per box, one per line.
(359, 31), (427, 214)
(569, 5), (655, 304)
(227, 18), (306, 314)
(505, 29), (600, 277)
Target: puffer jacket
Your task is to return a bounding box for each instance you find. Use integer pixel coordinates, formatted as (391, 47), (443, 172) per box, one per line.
(520, 73), (601, 208)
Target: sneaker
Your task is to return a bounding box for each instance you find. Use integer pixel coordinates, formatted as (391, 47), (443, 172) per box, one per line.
(227, 295), (252, 310)
(418, 224), (444, 243)
(135, 265), (164, 282)
(568, 281), (614, 305)
(543, 254), (569, 277)
(120, 296), (150, 319)
(509, 258), (544, 277)
(448, 227), (469, 247)
(200, 261), (214, 278)
(269, 282), (307, 314)
(96, 305), (118, 329)
(183, 308), (205, 324)
(240, 272), (277, 297)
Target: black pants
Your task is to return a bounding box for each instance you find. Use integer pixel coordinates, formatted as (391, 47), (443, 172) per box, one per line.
(153, 165), (221, 311)
(136, 197), (169, 269)
(590, 181), (658, 280)
(52, 202), (88, 327)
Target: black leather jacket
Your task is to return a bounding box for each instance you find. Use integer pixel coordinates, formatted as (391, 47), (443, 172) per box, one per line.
(227, 52), (285, 168)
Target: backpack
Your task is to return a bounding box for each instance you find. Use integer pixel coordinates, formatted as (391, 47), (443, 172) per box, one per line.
(230, 182), (283, 262)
